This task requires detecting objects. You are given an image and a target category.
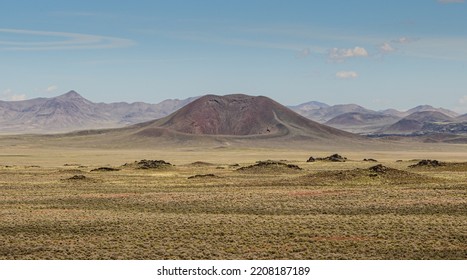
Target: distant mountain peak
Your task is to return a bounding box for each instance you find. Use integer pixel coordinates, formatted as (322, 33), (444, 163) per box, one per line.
(404, 111), (454, 122)
(407, 105), (459, 118)
(289, 101), (330, 111)
(58, 90), (85, 100)
(0, 91), (197, 134)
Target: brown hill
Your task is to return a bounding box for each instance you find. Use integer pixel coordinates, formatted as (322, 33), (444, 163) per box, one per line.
(403, 111), (454, 123)
(325, 112), (397, 126)
(380, 105), (459, 119)
(289, 103), (376, 123)
(130, 94), (358, 141)
(381, 111), (457, 134)
(325, 112), (400, 134)
(379, 108), (407, 118)
(288, 101), (330, 116)
(406, 105), (459, 118)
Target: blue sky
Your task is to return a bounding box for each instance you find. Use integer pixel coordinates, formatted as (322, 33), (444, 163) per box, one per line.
(1, 0), (467, 112)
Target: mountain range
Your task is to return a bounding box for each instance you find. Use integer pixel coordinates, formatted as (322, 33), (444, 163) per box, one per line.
(0, 91), (465, 139)
(39, 93), (366, 150)
(0, 91), (197, 134)
(290, 100), (465, 136)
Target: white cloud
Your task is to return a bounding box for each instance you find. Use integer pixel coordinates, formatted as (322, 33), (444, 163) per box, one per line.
(1, 89), (27, 101)
(460, 95), (467, 105)
(328, 46), (368, 62)
(438, 0), (464, 4)
(46, 85), (58, 93)
(379, 42), (396, 53)
(336, 71), (358, 79)
(0, 28), (135, 51)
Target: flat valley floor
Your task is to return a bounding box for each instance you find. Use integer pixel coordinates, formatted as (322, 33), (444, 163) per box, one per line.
(0, 145), (466, 259)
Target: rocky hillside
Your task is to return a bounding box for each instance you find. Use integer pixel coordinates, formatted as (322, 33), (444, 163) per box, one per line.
(0, 91), (197, 134)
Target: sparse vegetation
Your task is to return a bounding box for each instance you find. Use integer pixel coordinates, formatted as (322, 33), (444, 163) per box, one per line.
(0, 154), (465, 260)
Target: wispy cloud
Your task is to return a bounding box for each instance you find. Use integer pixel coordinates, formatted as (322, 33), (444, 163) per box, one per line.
(400, 37), (467, 61)
(437, 0), (464, 4)
(137, 26), (466, 63)
(379, 42), (396, 53)
(391, 37), (419, 44)
(336, 71), (358, 79)
(0, 28), (135, 51)
(328, 47), (368, 62)
(235, 25), (386, 45)
(376, 37), (419, 56)
(46, 85), (59, 93)
(158, 30), (319, 53)
(1, 89), (27, 101)
(134, 27), (328, 57)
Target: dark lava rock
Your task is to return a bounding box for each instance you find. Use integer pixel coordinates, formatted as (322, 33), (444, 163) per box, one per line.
(306, 156), (315, 162)
(190, 161), (214, 166)
(68, 175), (87, 180)
(237, 160), (302, 171)
(187, 174), (218, 179)
(316, 154), (347, 162)
(133, 159), (172, 169)
(409, 159), (445, 168)
(364, 158), (378, 162)
(368, 164), (389, 173)
(91, 167), (120, 172)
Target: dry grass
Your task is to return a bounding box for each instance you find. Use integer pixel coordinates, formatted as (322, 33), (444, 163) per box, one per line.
(0, 146), (466, 260)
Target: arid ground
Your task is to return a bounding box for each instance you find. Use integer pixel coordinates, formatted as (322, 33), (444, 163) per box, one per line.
(0, 140), (466, 260)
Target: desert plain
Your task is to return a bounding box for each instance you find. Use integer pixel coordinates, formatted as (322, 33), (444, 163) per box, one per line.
(0, 135), (466, 260)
